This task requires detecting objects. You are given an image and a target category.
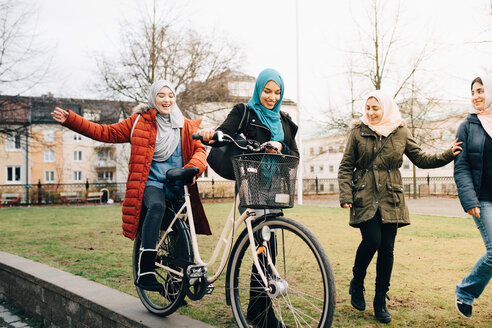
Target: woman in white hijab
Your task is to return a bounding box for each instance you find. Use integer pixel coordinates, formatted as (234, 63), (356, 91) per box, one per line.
(454, 76), (492, 319)
(338, 90), (462, 323)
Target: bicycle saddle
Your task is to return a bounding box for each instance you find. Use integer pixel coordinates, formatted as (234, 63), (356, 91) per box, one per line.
(166, 167), (200, 185)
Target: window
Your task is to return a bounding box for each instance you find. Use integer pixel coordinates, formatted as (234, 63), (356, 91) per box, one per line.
(329, 165), (334, 173)
(73, 151), (82, 161)
(97, 171), (113, 182)
(73, 133), (82, 141)
(44, 171), (55, 183)
(6, 133), (21, 151)
(44, 130), (55, 142)
(97, 150), (114, 160)
(6, 166), (21, 183)
(73, 171), (82, 182)
(320, 184), (325, 192)
(309, 147), (314, 155)
(328, 146), (334, 153)
(319, 165), (324, 172)
(318, 146), (323, 154)
(403, 161), (410, 170)
(329, 184), (334, 192)
(310, 165), (314, 173)
(44, 150), (55, 162)
(339, 145), (344, 152)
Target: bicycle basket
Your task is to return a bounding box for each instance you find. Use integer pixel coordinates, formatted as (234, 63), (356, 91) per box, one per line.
(231, 153), (299, 209)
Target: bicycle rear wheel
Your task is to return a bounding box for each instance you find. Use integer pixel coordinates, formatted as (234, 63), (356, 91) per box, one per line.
(132, 218), (192, 316)
(226, 216), (336, 328)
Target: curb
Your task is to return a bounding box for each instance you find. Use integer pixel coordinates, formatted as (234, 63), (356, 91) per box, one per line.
(0, 252), (215, 328)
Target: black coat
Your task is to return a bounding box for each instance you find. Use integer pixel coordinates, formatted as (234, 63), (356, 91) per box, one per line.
(454, 114), (487, 212)
(217, 103), (299, 157)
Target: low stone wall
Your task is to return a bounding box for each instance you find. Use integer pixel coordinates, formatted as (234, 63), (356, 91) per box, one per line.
(0, 251), (214, 328)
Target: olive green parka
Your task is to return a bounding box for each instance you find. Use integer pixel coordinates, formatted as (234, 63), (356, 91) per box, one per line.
(338, 122), (454, 227)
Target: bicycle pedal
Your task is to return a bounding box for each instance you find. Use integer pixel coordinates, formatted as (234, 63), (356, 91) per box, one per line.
(187, 265), (207, 279)
(205, 283), (214, 294)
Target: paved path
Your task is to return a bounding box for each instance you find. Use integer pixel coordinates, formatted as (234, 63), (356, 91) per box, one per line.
(302, 195), (469, 218)
(0, 303), (31, 328)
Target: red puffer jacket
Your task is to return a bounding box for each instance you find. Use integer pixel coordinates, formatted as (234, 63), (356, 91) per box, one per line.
(62, 107), (211, 239)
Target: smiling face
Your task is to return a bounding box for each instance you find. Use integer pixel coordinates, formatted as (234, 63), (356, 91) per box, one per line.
(260, 80), (281, 109)
(365, 97), (383, 125)
(471, 82), (485, 112)
(154, 86), (175, 115)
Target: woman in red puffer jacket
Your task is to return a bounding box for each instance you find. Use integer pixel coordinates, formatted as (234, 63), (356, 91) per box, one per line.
(52, 80), (210, 291)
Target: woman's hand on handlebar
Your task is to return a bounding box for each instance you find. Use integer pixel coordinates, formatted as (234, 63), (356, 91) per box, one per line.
(265, 141), (282, 154)
(197, 128), (216, 144)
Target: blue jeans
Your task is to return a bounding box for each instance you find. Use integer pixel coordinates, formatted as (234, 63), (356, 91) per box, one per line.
(456, 200), (492, 305)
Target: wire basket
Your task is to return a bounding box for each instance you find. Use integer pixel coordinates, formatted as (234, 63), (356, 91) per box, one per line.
(231, 153), (299, 209)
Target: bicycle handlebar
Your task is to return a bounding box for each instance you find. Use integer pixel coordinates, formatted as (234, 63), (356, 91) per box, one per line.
(192, 132), (279, 153)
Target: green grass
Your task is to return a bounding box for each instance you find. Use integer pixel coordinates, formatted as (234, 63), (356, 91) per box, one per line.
(0, 203), (491, 327)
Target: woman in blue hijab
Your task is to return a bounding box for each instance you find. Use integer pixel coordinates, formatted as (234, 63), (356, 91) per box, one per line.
(198, 69), (298, 327)
(199, 68), (298, 157)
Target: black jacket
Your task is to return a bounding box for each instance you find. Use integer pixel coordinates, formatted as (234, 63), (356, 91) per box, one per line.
(454, 114), (487, 212)
(217, 103), (299, 157)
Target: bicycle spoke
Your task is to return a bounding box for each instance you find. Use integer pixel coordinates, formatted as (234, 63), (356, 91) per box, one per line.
(227, 217), (335, 327)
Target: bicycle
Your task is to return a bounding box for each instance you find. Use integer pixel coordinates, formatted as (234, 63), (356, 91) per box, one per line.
(132, 131), (336, 327)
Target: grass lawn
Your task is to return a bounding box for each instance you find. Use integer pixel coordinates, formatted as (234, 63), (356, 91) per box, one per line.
(0, 203), (491, 327)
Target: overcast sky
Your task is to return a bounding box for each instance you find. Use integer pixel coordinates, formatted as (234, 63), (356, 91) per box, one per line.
(19, 0), (492, 119)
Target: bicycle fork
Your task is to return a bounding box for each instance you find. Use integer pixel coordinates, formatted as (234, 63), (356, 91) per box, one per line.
(244, 214), (289, 298)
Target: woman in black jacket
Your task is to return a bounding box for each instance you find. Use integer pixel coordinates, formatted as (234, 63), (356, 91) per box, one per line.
(454, 75), (492, 319)
(199, 68), (297, 328)
(199, 68), (298, 157)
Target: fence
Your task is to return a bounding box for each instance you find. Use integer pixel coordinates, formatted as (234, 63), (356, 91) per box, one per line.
(302, 176), (457, 198)
(0, 176), (458, 206)
(0, 181), (126, 206)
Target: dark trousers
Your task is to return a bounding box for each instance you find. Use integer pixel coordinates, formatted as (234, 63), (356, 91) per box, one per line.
(141, 185), (166, 249)
(352, 211), (398, 293)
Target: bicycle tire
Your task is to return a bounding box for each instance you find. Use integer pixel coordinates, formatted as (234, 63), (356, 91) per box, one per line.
(226, 216), (336, 328)
(132, 218), (192, 316)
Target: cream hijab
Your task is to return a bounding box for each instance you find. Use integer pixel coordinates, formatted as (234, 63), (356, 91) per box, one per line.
(361, 90), (403, 137)
(148, 80), (184, 162)
(470, 76), (492, 139)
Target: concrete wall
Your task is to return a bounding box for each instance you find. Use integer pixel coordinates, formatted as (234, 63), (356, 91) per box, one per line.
(0, 252), (214, 328)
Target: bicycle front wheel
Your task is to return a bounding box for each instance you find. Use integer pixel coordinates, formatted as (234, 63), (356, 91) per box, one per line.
(226, 216), (336, 328)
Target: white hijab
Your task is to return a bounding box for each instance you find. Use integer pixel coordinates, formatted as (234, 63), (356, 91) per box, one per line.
(148, 80), (184, 162)
(361, 90), (403, 137)
(469, 76), (492, 139)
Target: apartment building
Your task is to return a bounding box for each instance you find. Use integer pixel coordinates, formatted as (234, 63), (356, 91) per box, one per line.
(0, 95), (135, 191)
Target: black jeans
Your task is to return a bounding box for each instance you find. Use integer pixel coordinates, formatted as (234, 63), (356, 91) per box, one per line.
(141, 185), (166, 249)
(352, 211), (398, 293)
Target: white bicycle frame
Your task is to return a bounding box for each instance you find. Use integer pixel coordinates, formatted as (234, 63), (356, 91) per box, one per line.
(155, 184), (277, 289)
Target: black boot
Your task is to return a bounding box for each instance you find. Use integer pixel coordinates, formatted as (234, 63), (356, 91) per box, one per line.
(135, 249), (163, 292)
(349, 278), (366, 311)
(373, 292), (391, 323)
(247, 244), (288, 328)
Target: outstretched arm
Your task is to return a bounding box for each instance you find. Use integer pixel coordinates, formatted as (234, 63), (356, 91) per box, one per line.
(51, 107), (134, 143)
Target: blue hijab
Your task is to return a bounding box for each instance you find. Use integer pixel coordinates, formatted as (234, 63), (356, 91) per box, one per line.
(247, 68), (285, 141)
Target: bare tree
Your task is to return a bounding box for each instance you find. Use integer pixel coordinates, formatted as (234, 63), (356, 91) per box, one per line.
(0, 0), (51, 94)
(0, 0), (53, 151)
(96, 1), (241, 118)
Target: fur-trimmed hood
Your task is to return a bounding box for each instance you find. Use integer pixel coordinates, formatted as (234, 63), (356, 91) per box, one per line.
(132, 103), (149, 114)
